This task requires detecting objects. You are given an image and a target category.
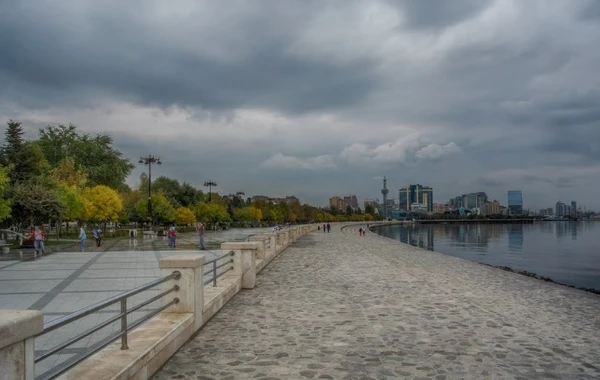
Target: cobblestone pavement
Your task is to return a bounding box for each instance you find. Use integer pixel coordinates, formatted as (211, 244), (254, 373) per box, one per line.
(154, 224), (600, 380)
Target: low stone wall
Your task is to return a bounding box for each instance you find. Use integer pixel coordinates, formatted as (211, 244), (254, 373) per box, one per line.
(0, 224), (318, 380)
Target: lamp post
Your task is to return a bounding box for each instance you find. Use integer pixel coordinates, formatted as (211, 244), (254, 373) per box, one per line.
(139, 155), (162, 225)
(204, 181), (217, 202)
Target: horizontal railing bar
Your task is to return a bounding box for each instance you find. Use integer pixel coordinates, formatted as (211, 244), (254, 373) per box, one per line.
(39, 271), (181, 336)
(35, 312), (124, 363)
(215, 259), (233, 271)
(35, 297), (179, 380)
(203, 251), (234, 266)
(203, 276), (214, 286)
(34, 286), (179, 363)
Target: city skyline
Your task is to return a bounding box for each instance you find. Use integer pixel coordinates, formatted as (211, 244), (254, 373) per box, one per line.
(1, 1), (599, 210)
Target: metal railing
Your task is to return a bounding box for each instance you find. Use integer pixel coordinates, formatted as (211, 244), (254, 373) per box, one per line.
(204, 251), (234, 286)
(34, 271), (181, 380)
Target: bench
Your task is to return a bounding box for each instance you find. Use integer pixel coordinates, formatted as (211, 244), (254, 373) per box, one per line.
(20, 239), (35, 249)
(0, 239), (9, 254)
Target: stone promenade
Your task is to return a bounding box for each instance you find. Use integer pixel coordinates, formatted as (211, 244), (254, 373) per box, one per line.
(154, 224), (600, 380)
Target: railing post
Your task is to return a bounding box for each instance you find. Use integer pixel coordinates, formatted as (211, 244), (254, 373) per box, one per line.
(247, 236), (266, 260)
(120, 299), (128, 350)
(0, 310), (43, 380)
(220, 242), (260, 289)
(212, 260), (217, 287)
(158, 255), (205, 331)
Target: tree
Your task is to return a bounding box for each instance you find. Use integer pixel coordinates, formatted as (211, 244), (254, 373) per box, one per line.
(38, 124), (134, 189)
(365, 204), (375, 215)
(55, 183), (84, 235)
(51, 157), (87, 188)
(152, 176), (182, 208)
(0, 166), (11, 222)
(81, 185), (123, 222)
(194, 202), (230, 225)
(346, 205), (353, 216)
(233, 206), (262, 223)
(119, 190), (142, 223)
(179, 182), (203, 206)
(11, 181), (64, 227)
(175, 207), (196, 225)
(1, 121), (49, 182)
(135, 193), (176, 224)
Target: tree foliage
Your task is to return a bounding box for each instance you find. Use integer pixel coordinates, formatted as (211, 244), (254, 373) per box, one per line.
(81, 185), (123, 222)
(11, 181), (64, 226)
(175, 206), (196, 225)
(135, 193), (176, 224)
(233, 206), (263, 222)
(38, 124), (134, 189)
(194, 202), (230, 224)
(0, 166), (11, 222)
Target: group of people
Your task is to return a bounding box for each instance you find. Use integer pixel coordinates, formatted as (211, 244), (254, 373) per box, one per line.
(166, 223), (206, 250)
(318, 223), (331, 233)
(359, 227), (367, 236)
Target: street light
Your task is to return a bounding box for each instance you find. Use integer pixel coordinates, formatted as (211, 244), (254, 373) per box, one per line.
(204, 181), (217, 202)
(139, 155), (162, 224)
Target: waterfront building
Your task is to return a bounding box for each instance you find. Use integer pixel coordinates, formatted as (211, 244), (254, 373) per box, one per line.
(571, 201), (577, 217)
(482, 200), (502, 216)
(556, 201), (572, 217)
(343, 194), (359, 210)
(399, 184), (434, 213)
(329, 196), (345, 211)
(507, 191), (523, 215)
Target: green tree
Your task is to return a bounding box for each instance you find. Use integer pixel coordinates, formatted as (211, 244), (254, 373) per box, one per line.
(179, 182), (204, 206)
(0, 166), (12, 222)
(51, 157), (87, 188)
(345, 205), (353, 216)
(81, 185), (123, 222)
(152, 176), (182, 207)
(365, 204), (375, 215)
(1, 121), (49, 182)
(11, 181), (64, 227)
(135, 193), (176, 224)
(194, 202), (230, 225)
(38, 124), (134, 189)
(55, 183), (84, 236)
(119, 190), (142, 223)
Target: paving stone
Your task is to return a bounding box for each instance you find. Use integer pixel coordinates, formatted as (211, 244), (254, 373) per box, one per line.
(152, 224), (600, 380)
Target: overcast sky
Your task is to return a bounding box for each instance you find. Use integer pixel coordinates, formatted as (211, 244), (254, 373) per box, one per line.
(1, 0), (599, 210)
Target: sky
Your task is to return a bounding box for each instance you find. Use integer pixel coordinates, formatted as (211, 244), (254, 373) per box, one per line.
(1, 0), (599, 210)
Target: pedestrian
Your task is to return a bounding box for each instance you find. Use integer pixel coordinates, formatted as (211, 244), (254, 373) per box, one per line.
(92, 226), (102, 247)
(359, 227), (363, 236)
(323, 223), (326, 233)
(29, 226), (45, 258)
(327, 223), (331, 233)
(318, 225), (321, 231)
(198, 223), (206, 250)
(79, 227), (87, 251)
(167, 226), (176, 248)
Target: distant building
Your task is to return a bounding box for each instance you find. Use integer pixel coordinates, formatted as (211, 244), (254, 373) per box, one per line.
(399, 184), (433, 213)
(556, 201), (572, 217)
(343, 194), (359, 210)
(433, 202), (449, 214)
(507, 191), (523, 215)
(571, 201), (577, 217)
(482, 200), (501, 216)
(329, 196), (345, 211)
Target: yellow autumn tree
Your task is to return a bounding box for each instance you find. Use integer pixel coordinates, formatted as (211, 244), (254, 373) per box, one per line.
(81, 185), (123, 222)
(175, 206), (196, 225)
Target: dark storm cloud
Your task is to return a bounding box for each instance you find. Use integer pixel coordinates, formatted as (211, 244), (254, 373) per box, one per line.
(1, 0), (599, 209)
(387, 0), (493, 30)
(0, 0), (377, 114)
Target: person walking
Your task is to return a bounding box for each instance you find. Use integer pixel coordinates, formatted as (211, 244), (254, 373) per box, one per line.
(30, 226), (45, 259)
(92, 226), (102, 248)
(79, 227), (87, 251)
(323, 223), (326, 233)
(167, 226), (177, 248)
(359, 227), (363, 236)
(198, 223), (206, 250)
(326, 223), (331, 233)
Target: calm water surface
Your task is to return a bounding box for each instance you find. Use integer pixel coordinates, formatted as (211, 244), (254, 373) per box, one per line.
(374, 221), (600, 290)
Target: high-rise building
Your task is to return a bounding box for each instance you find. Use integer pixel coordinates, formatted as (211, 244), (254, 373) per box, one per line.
(556, 201), (572, 217)
(381, 177), (389, 219)
(571, 201), (577, 217)
(507, 191), (523, 215)
(482, 200), (501, 216)
(399, 184), (434, 213)
(343, 194), (359, 210)
(329, 196), (345, 210)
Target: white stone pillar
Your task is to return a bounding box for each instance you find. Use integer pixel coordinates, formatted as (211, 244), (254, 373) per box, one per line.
(262, 233), (277, 256)
(247, 236), (266, 260)
(221, 242), (260, 289)
(0, 310), (43, 380)
(158, 255), (204, 331)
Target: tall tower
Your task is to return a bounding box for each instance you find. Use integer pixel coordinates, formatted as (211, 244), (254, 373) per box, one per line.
(381, 176), (389, 219)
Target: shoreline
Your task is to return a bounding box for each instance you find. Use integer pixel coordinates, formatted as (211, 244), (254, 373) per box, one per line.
(368, 222), (600, 296)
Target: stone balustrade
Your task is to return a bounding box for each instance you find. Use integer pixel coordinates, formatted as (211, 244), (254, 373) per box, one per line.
(0, 224), (317, 380)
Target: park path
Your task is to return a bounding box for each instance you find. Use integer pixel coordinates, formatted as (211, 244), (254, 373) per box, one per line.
(153, 224), (600, 380)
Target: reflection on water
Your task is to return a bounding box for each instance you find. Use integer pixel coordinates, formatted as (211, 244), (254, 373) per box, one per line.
(375, 221), (600, 290)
